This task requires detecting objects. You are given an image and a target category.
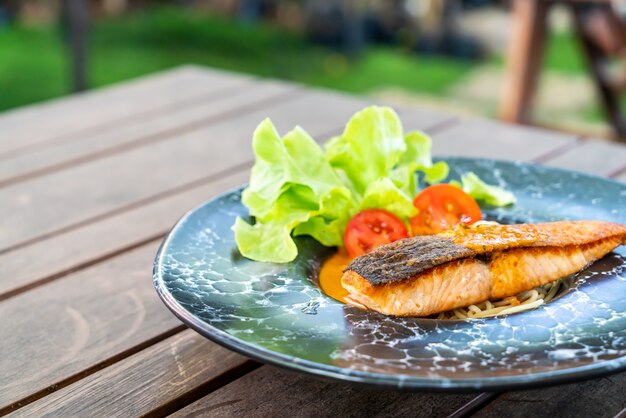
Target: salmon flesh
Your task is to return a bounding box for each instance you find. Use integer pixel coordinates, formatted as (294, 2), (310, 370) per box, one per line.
(341, 221), (626, 317)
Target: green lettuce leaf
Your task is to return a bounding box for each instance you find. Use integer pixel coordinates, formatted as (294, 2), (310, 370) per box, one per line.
(457, 172), (517, 206)
(391, 132), (449, 196)
(359, 178), (417, 219)
(293, 188), (355, 247)
(402, 132), (449, 184)
(234, 119), (351, 262)
(325, 106), (405, 197)
(233, 218), (297, 263)
(323, 107), (425, 221)
(242, 120), (346, 219)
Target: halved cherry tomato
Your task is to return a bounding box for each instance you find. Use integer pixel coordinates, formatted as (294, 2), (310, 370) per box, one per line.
(410, 184), (482, 235)
(344, 209), (409, 257)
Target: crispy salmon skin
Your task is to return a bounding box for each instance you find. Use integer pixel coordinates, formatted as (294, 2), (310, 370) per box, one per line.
(341, 221), (626, 317)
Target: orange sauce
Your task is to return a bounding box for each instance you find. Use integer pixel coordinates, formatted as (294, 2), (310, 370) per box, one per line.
(318, 249), (364, 308)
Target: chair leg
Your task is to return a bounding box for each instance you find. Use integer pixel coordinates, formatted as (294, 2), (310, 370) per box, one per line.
(499, 0), (550, 124)
(61, 0), (89, 93)
(571, 4), (626, 142)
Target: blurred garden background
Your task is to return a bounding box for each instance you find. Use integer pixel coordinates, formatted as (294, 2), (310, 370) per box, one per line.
(0, 0), (616, 137)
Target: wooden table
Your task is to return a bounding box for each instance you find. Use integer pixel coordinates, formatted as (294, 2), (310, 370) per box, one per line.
(1, 66), (626, 417)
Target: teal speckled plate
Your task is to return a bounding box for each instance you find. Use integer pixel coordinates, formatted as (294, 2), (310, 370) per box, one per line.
(154, 158), (626, 391)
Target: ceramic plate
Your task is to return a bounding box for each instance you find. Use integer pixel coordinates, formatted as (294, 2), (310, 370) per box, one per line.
(153, 158), (626, 391)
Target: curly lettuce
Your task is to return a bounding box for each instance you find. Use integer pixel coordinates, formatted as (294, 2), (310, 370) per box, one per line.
(454, 172), (517, 206)
(233, 120), (352, 262)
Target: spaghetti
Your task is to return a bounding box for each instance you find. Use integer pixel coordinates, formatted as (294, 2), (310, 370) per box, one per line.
(436, 276), (571, 319)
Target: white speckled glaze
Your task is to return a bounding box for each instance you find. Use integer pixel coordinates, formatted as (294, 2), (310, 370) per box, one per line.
(154, 158), (626, 390)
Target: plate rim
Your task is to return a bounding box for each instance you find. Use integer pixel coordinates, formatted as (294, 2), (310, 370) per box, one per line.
(153, 156), (626, 391)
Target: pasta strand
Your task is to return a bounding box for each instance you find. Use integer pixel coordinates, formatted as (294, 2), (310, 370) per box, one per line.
(437, 277), (571, 320)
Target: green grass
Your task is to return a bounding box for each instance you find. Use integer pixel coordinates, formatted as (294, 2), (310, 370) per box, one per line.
(543, 31), (587, 74)
(0, 7), (477, 111)
(489, 30), (588, 73)
(0, 6), (610, 130)
(302, 49), (472, 95)
(0, 25), (68, 110)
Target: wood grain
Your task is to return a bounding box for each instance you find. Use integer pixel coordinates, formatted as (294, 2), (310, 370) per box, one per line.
(0, 66), (250, 157)
(0, 241), (179, 411)
(0, 91), (369, 253)
(0, 84), (452, 189)
(369, 97), (455, 132)
(542, 140), (626, 176)
(0, 67), (194, 128)
(0, 169), (249, 298)
(432, 118), (576, 161)
(171, 365), (476, 418)
(474, 373), (626, 418)
(8, 330), (255, 418)
(0, 79), (298, 187)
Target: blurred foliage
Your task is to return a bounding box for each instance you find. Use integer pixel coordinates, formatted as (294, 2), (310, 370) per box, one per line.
(543, 31), (587, 74)
(0, 25), (68, 110)
(488, 30), (586, 74)
(0, 5), (605, 128)
(0, 6), (474, 111)
(303, 49), (471, 95)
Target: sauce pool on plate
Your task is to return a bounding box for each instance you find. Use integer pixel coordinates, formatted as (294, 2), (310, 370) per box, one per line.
(318, 249), (365, 308)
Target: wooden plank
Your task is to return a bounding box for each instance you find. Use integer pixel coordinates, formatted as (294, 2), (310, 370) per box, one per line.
(0, 91), (451, 254)
(473, 373), (626, 418)
(432, 118), (576, 161)
(447, 393), (500, 418)
(542, 140), (626, 176)
(0, 65), (247, 136)
(170, 365), (476, 418)
(0, 66), (206, 126)
(0, 68), (195, 127)
(0, 79), (298, 187)
(0, 241), (179, 411)
(0, 66), (250, 156)
(0, 169), (249, 298)
(9, 330), (255, 418)
(0, 92), (357, 252)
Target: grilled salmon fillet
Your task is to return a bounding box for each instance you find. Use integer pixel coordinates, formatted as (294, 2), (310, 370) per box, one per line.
(341, 221), (626, 316)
